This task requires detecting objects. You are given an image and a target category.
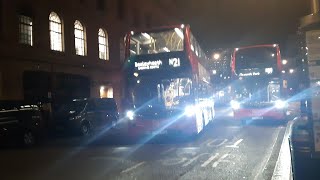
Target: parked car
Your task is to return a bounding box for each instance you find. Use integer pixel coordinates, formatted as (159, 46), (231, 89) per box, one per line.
(52, 98), (119, 136)
(0, 101), (43, 147)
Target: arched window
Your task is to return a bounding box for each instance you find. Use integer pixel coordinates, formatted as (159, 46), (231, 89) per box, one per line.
(74, 20), (86, 56)
(49, 12), (63, 51)
(98, 28), (109, 60)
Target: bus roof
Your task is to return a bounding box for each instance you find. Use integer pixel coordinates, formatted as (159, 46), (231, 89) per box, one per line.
(128, 24), (187, 34)
(234, 44), (279, 51)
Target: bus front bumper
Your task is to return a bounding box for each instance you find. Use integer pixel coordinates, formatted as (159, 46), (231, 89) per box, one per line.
(234, 108), (286, 120)
(127, 116), (198, 137)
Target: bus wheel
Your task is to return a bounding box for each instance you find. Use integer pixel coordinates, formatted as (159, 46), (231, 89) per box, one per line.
(22, 130), (36, 147)
(80, 122), (91, 136)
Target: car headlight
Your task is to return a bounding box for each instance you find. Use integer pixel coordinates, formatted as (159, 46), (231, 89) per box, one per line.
(230, 100), (240, 110)
(275, 100), (287, 109)
(185, 105), (197, 117)
(126, 110), (135, 120)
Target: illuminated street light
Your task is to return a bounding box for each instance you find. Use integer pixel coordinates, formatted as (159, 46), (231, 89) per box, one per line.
(289, 69), (294, 74)
(213, 53), (221, 60)
(282, 59), (288, 65)
(282, 70), (286, 74)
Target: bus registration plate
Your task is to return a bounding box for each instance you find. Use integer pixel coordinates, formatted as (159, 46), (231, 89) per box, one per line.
(252, 116), (263, 120)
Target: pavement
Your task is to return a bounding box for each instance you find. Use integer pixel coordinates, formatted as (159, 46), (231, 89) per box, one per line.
(0, 117), (292, 180)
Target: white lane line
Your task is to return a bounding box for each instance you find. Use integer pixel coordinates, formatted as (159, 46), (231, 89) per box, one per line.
(253, 128), (281, 180)
(206, 139), (218, 147)
(212, 154), (229, 168)
(226, 139), (243, 148)
(182, 153), (210, 167)
(201, 153), (219, 167)
(161, 147), (176, 155)
(161, 157), (188, 166)
(121, 161), (146, 174)
(271, 121), (293, 180)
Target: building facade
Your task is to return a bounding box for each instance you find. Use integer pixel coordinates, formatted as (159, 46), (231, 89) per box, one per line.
(0, 0), (178, 108)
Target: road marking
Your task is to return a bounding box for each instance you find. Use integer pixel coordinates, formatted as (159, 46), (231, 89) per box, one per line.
(212, 154), (229, 168)
(206, 139), (218, 147)
(253, 128), (281, 180)
(176, 149), (198, 157)
(226, 139), (243, 148)
(207, 139), (228, 147)
(200, 139), (214, 147)
(161, 157), (188, 166)
(121, 161), (146, 173)
(112, 146), (131, 154)
(271, 121), (293, 180)
(161, 148), (176, 155)
(182, 153), (210, 167)
(201, 153), (219, 167)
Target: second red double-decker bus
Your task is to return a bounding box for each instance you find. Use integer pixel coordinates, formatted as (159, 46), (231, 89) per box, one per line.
(230, 44), (288, 124)
(123, 24), (214, 137)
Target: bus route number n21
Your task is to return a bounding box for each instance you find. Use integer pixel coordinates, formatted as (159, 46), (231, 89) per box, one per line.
(169, 58), (181, 68)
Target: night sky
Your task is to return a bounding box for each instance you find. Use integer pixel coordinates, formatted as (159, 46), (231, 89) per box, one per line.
(173, 0), (310, 52)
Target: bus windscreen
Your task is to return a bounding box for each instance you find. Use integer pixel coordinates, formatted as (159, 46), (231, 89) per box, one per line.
(130, 28), (184, 55)
(235, 47), (277, 71)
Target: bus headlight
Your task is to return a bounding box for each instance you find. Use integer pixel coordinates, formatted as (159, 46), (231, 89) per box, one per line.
(126, 110), (135, 120)
(230, 100), (241, 110)
(185, 105), (197, 117)
(275, 100), (287, 109)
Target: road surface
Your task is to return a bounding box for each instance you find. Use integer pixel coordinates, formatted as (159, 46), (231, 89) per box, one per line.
(0, 120), (289, 180)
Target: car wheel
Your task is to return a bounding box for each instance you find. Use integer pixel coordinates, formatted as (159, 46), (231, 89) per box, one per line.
(80, 122), (91, 136)
(23, 130), (36, 147)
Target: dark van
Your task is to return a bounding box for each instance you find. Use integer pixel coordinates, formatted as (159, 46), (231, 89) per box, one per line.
(0, 101), (43, 147)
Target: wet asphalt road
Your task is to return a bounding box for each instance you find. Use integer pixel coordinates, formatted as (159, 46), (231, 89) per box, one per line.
(0, 119), (288, 180)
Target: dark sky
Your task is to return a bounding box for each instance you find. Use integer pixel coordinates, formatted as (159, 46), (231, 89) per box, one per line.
(173, 0), (310, 52)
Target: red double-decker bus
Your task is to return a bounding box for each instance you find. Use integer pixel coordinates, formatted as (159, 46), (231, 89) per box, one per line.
(230, 44), (288, 124)
(123, 24), (214, 137)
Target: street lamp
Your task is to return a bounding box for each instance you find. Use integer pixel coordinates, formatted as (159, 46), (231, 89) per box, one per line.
(213, 53), (221, 60)
(282, 59), (288, 65)
(289, 69), (294, 74)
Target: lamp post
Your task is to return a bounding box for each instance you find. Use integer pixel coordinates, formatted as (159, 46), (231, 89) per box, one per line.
(311, 0), (320, 14)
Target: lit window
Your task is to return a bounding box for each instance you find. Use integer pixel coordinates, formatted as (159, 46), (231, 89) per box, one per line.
(98, 28), (109, 60)
(19, 15), (33, 46)
(49, 12), (63, 51)
(74, 20), (86, 56)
